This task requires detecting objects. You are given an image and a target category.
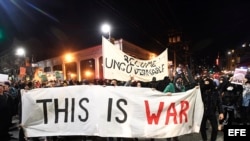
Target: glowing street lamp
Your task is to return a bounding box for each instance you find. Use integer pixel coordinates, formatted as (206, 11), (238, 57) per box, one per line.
(101, 23), (111, 40)
(15, 47), (26, 80)
(65, 53), (73, 62)
(16, 47), (25, 57)
(16, 47), (26, 67)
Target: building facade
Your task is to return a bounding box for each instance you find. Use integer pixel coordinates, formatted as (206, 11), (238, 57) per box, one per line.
(34, 39), (157, 82)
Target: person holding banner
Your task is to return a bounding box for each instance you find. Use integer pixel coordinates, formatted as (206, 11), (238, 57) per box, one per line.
(147, 77), (158, 89)
(124, 76), (136, 87)
(163, 77), (174, 94)
(162, 76), (182, 141)
(18, 82), (42, 141)
(0, 83), (14, 141)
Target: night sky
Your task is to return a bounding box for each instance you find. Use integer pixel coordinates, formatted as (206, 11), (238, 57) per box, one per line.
(1, 0), (250, 63)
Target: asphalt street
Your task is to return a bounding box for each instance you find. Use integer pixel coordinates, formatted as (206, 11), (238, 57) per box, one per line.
(9, 117), (224, 141)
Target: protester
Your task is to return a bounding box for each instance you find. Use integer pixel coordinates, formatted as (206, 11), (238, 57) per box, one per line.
(174, 64), (191, 89)
(173, 76), (185, 92)
(147, 77), (158, 90)
(239, 80), (250, 125)
(3, 81), (16, 123)
(110, 79), (118, 86)
(156, 76), (169, 92)
(18, 82), (41, 141)
(216, 76), (229, 130)
(163, 77), (174, 94)
(200, 77), (224, 141)
(162, 76), (179, 141)
(0, 83), (14, 141)
(124, 76), (135, 87)
(217, 78), (241, 129)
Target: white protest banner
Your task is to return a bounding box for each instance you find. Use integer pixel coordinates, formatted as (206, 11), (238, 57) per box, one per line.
(102, 37), (169, 82)
(0, 73), (8, 82)
(231, 68), (247, 85)
(21, 86), (203, 138)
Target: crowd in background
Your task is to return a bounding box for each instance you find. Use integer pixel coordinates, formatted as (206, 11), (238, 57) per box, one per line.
(1, 64), (250, 141)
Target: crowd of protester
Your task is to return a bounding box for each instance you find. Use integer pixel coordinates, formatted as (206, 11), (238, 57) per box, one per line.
(0, 64), (250, 141)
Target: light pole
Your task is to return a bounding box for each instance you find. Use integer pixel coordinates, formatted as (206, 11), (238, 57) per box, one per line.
(15, 47), (26, 80)
(16, 47), (26, 67)
(101, 23), (111, 41)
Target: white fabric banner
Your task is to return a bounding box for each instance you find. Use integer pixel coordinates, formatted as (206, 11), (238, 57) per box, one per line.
(0, 73), (8, 82)
(102, 37), (169, 82)
(21, 86), (204, 138)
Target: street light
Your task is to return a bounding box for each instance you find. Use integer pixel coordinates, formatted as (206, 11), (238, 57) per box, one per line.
(101, 23), (111, 41)
(65, 53), (73, 63)
(16, 47), (25, 57)
(16, 47), (26, 67)
(15, 47), (26, 80)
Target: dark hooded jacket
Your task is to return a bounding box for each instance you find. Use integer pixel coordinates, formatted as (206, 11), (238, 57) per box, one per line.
(200, 77), (224, 115)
